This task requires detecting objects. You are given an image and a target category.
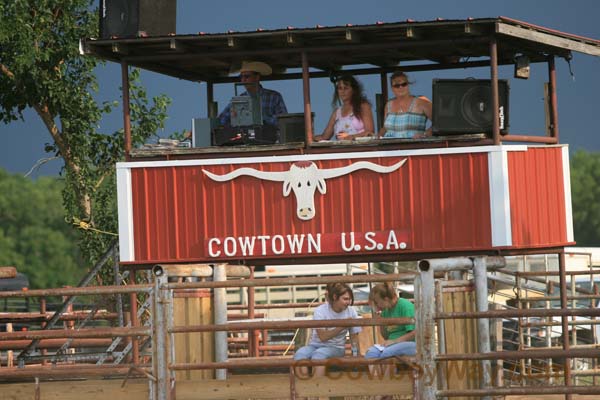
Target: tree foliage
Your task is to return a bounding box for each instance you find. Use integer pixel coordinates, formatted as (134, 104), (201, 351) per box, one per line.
(570, 150), (600, 246)
(0, 169), (84, 288)
(0, 1), (172, 269)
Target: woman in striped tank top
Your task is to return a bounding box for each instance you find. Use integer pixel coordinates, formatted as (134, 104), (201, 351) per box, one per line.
(378, 71), (432, 139)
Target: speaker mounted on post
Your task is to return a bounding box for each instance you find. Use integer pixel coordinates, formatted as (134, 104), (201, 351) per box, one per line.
(432, 79), (509, 135)
(99, 0), (176, 39)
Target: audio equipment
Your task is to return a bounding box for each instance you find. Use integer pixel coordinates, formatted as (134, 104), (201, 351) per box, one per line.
(277, 113), (314, 144)
(432, 79), (509, 135)
(99, 0), (176, 38)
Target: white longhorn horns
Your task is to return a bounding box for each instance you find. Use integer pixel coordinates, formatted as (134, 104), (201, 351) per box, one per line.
(202, 159), (407, 221)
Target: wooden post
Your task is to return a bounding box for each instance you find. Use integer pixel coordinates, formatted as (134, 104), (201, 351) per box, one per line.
(129, 268), (139, 365)
(548, 56), (560, 141)
(6, 323), (13, 367)
(416, 264), (437, 400)
(301, 52), (313, 146)
(121, 62), (132, 161)
(559, 251), (573, 400)
(489, 38), (500, 145)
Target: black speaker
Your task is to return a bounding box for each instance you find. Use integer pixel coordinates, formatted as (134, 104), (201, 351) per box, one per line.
(432, 79), (509, 135)
(277, 113), (314, 144)
(99, 0), (176, 38)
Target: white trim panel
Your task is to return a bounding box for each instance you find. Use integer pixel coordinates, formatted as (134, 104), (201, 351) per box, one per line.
(117, 145), (529, 170)
(116, 167), (135, 262)
(562, 146), (574, 242)
(488, 150), (512, 247)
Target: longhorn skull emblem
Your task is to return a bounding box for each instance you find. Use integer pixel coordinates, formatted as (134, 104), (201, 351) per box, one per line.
(202, 159), (407, 221)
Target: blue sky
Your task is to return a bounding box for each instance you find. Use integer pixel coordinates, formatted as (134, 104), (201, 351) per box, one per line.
(1, 0), (599, 177)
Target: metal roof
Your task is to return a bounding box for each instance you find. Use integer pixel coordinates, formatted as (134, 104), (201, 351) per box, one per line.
(81, 17), (600, 83)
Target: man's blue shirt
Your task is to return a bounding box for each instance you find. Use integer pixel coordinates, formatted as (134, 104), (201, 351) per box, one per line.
(218, 86), (287, 126)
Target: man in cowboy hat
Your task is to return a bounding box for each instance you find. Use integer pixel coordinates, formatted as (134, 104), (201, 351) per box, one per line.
(218, 60), (287, 127)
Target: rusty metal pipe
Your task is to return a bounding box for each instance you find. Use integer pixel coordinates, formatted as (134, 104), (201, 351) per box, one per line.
(516, 270), (598, 277)
(166, 273), (414, 290)
(170, 316), (412, 334)
(438, 385), (600, 397)
(0, 284), (152, 298)
(500, 134), (558, 144)
(0, 326), (150, 340)
(513, 294), (600, 302)
(435, 347), (600, 361)
(0, 311), (118, 322)
(436, 307), (600, 319)
(228, 300), (369, 310)
(523, 319), (600, 327)
(0, 338), (113, 350)
(170, 356), (407, 371)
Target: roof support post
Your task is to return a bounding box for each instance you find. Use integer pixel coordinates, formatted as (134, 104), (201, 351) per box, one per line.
(416, 262), (437, 400)
(301, 51), (313, 146)
(558, 251), (573, 400)
(248, 266), (259, 357)
(379, 72), (388, 133)
(129, 268), (140, 365)
(213, 264), (228, 380)
(489, 38), (500, 145)
(206, 81), (215, 118)
(121, 62), (132, 160)
(548, 56), (560, 141)
(152, 269), (169, 400)
(473, 257), (493, 400)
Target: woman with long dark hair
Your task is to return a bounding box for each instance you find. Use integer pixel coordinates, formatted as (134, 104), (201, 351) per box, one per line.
(314, 75), (374, 141)
(294, 282), (362, 377)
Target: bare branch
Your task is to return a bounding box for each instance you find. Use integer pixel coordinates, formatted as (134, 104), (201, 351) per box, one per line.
(0, 63), (15, 79)
(24, 156), (60, 178)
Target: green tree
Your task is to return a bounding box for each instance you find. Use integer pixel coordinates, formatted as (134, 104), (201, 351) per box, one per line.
(0, 1), (171, 267)
(0, 169), (84, 288)
(570, 150), (600, 246)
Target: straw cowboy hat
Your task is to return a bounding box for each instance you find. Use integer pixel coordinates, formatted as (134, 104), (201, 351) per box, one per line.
(239, 60), (272, 76)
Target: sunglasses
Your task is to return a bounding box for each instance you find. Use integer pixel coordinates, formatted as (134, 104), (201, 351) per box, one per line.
(392, 82), (409, 88)
(239, 73), (256, 79)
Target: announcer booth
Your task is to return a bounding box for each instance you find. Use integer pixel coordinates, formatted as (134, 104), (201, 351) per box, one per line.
(81, 17), (600, 266)
(78, 14), (600, 400)
(116, 144), (573, 265)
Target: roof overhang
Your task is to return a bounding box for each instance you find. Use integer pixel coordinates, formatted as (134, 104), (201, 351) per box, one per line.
(80, 17), (600, 82)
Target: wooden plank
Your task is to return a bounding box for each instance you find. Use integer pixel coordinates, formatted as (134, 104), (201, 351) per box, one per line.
(506, 396), (599, 400)
(0, 379), (148, 400)
(443, 288), (480, 400)
(2, 378), (598, 400)
(0, 266), (17, 279)
(0, 372), (414, 399)
(496, 23), (600, 56)
(175, 373), (414, 399)
(173, 294), (214, 380)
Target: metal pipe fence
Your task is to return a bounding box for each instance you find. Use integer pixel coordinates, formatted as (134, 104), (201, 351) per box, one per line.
(2, 254), (600, 399)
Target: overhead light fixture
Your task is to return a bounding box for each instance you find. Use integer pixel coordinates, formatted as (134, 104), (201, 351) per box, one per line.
(514, 55), (530, 79)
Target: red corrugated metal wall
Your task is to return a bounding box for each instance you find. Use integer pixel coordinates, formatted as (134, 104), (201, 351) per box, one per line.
(508, 147), (568, 247)
(130, 153), (492, 263)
